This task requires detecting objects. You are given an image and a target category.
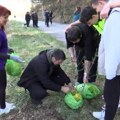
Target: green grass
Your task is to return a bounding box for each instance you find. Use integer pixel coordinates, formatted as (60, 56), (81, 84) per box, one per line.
(7, 20), (75, 108)
(6, 21), (120, 120)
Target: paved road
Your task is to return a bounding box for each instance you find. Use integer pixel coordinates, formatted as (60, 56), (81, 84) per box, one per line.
(38, 21), (68, 43)
(14, 17), (68, 43)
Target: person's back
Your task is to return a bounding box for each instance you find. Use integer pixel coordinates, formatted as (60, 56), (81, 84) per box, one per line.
(18, 50), (51, 88)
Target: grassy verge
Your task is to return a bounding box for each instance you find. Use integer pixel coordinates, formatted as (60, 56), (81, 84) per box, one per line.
(6, 21), (120, 120)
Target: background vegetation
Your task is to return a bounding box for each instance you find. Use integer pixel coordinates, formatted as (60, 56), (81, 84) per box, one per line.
(31, 0), (91, 23)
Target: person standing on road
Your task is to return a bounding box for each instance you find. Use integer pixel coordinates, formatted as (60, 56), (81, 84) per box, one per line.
(49, 11), (53, 25)
(44, 10), (50, 27)
(24, 12), (31, 27)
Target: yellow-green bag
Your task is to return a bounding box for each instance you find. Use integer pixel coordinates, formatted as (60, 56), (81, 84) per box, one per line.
(64, 91), (83, 109)
(76, 83), (101, 99)
(6, 59), (22, 76)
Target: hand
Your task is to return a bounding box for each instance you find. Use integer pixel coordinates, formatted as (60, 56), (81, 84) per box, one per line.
(61, 86), (70, 93)
(10, 54), (24, 63)
(100, 3), (110, 19)
(71, 56), (76, 63)
(65, 25), (72, 32)
(67, 82), (75, 91)
(8, 48), (14, 54)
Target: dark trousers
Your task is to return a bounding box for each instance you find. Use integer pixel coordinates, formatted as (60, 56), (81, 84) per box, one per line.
(45, 18), (49, 27)
(0, 69), (7, 109)
(33, 20), (36, 27)
(49, 17), (52, 24)
(104, 76), (120, 120)
(27, 74), (68, 102)
(76, 47), (84, 83)
(76, 47), (97, 83)
(26, 20), (30, 27)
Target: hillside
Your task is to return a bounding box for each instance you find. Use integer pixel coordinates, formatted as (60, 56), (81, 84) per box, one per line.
(32, 0), (91, 23)
(0, 0), (90, 23)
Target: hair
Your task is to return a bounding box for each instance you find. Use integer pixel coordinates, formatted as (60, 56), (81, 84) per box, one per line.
(80, 6), (97, 24)
(66, 25), (82, 42)
(52, 49), (66, 61)
(0, 5), (11, 16)
(76, 6), (81, 11)
(91, 0), (108, 4)
(0, 5), (11, 30)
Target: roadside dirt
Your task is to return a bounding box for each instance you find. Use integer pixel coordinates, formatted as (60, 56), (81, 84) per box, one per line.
(0, 101), (64, 120)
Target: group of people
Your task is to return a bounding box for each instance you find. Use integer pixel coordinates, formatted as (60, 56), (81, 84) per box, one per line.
(44, 10), (53, 27)
(1, 0), (120, 120)
(66, 0), (120, 120)
(0, 5), (73, 115)
(24, 11), (38, 28)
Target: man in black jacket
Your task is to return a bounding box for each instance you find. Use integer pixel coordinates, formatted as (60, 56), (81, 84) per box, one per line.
(17, 49), (73, 105)
(66, 7), (99, 84)
(25, 12), (31, 27)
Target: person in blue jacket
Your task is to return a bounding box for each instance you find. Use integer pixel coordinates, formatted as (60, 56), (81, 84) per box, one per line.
(73, 6), (81, 22)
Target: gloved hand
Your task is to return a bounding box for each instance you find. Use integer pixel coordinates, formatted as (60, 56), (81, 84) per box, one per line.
(10, 54), (24, 63)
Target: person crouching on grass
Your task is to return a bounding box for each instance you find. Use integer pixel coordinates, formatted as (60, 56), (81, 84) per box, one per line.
(17, 49), (74, 105)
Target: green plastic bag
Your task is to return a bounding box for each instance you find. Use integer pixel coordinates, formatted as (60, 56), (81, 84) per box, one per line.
(76, 83), (101, 99)
(64, 91), (83, 109)
(6, 59), (22, 76)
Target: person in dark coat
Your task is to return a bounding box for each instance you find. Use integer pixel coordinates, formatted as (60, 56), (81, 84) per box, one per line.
(44, 10), (50, 27)
(49, 11), (53, 25)
(31, 11), (38, 28)
(25, 12), (31, 27)
(17, 49), (73, 105)
(33, 12), (38, 27)
(66, 7), (100, 84)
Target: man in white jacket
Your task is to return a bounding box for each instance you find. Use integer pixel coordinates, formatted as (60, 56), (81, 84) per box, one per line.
(91, 0), (120, 120)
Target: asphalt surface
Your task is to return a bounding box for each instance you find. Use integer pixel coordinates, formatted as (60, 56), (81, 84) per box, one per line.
(14, 17), (69, 43)
(38, 21), (68, 43)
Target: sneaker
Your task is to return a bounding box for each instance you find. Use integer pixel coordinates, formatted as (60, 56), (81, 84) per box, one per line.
(92, 110), (105, 120)
(0, 102), (16, 115)
(102, 103), (120, 110)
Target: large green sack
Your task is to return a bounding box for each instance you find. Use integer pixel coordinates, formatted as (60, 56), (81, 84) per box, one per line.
(76, 83), (101, 99)
(6, 59), (22, 76)
(64, 91), (83, 109)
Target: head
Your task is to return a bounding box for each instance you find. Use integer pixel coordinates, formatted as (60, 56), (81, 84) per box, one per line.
(0, 5), (11, 29)
(66, 26), (82, 44)
(76, 6), (81, 11)
(91, 0), (108, 13)
(80, 6), (99, 26)
(51, 49), (66, 65)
